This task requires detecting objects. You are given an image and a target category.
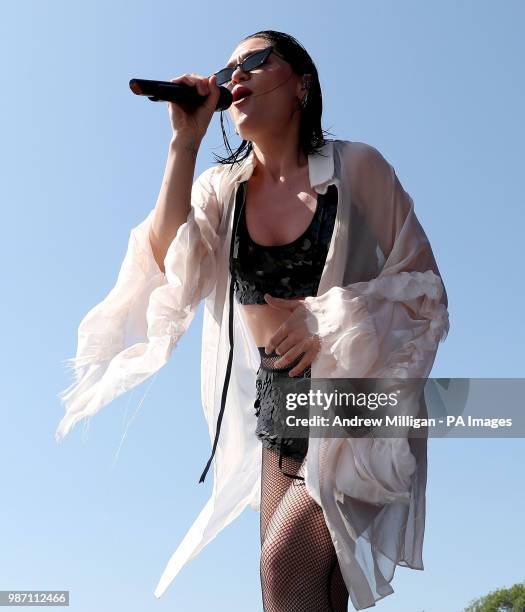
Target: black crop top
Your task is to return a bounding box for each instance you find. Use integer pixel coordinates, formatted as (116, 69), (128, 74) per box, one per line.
(230, 180), (338, 305)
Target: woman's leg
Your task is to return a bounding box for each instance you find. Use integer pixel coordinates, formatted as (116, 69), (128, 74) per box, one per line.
(259, 450), (349, 612)
(260, 446), (303, 546)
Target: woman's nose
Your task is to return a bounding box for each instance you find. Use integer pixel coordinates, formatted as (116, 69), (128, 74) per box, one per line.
(230, 65), (250, 85)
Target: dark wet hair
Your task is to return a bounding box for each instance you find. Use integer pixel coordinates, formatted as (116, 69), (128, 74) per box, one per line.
(212, 30), (333, 168)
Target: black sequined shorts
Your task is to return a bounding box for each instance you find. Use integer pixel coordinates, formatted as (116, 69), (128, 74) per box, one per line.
(254, 346), (311, 461)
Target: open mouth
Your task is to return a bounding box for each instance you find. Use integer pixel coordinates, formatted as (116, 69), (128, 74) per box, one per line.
(232, 86), (253, 104)
(233, 94), (252, 105)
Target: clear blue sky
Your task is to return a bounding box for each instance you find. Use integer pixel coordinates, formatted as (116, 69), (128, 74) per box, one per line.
(2, 1), (524, 611)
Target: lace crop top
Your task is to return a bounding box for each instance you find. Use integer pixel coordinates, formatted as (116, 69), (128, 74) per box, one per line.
(230, 180), (338, 305)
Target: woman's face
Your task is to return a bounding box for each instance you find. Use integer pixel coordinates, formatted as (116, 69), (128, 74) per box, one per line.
(223, 38), (304, 142)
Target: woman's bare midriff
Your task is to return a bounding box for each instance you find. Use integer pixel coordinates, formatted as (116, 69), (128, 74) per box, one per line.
(241, 301), (306, 347)
(240, 170), (317, 348)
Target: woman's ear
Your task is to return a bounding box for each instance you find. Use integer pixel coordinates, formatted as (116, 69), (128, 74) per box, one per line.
(302, 74), (313, 90)
(296, 73), (313, 97)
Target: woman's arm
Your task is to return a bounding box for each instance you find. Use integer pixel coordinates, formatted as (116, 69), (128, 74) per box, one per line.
(56, 162), (223, 441)
(149, 136), (202, 274)
(303, 141), (450, 380)
(351, 142), (448, 308)
(301, 142), (450, 506)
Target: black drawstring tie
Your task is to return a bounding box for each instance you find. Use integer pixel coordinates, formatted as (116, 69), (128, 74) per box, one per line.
(198, 181), (247, 484)
(198, 276), (235, 484)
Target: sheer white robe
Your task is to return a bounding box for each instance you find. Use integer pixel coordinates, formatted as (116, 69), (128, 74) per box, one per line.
(56, 139), (449, 610)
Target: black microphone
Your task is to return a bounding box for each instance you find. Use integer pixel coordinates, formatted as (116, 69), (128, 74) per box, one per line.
(129, 78), (232, 111)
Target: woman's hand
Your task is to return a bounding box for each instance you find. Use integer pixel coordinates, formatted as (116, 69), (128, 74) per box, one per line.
(167, 73), (221, 142)
(263, 293), (321, 377)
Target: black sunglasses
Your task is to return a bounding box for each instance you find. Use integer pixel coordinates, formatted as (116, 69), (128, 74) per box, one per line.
(213, 46), (285, 86)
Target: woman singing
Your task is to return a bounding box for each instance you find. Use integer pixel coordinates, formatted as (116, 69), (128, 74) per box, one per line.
(57, 30), (450, 611)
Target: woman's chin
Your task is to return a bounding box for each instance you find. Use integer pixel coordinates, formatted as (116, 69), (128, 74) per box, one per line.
(235, 122), (264, 142)
(236, 127), (254, 141)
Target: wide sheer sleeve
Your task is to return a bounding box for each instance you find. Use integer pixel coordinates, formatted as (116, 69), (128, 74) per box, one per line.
(303, 143), (450, 506)
(56, 165), (222, 442)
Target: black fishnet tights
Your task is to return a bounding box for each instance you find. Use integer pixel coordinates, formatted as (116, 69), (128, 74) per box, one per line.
(259, 446), (349, 612)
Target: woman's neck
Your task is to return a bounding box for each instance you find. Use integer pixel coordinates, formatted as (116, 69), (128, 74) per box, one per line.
(251, 140), (308, 186)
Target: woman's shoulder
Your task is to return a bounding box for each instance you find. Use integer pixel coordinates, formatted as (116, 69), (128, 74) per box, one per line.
(336, 139), (390, 171)
(199, 156), (248, 196)
(335, 139), (394, 200)
(193, 163), (230, 205)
